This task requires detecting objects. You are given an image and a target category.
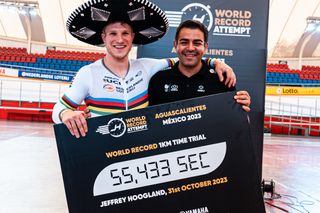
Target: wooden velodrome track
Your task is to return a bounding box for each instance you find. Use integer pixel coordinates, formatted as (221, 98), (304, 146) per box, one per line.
(0, 120), (319, 213)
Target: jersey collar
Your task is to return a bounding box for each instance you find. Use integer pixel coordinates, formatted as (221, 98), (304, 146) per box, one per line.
(173, 60), (211, 78)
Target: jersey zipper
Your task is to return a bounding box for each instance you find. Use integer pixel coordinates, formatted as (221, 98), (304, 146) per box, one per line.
(121, 78), (128, 111)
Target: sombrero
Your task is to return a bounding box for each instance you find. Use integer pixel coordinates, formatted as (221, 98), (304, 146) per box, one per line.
(66, 0), (169, 46)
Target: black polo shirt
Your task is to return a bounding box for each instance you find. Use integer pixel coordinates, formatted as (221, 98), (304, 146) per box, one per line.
(148, 60), (235, 105)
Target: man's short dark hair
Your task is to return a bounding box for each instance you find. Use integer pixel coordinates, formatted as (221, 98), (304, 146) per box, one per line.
(175, 20), (208, 44)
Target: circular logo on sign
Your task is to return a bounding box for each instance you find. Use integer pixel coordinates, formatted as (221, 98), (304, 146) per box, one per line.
(181, 3), (213, 31)
(107, 118), (126, 137)
(276, 88), (281, 94)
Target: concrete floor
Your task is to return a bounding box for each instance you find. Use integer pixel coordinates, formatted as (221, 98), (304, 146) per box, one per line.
(0, 120), (319, 213)
(0, 120), (68, 213)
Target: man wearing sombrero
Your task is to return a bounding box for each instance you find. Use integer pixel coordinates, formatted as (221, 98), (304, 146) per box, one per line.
(52, 0), (236, 138)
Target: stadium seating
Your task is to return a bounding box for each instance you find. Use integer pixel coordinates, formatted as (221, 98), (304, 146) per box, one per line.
(0, 46), (105, 76)
(1, 46), (320, 86)
(266, 63), (320, 85)
(0, 46), (106, 121)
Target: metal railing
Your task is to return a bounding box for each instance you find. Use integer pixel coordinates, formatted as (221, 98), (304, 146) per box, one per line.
(0, 77), (69, 106)
(265, 96), (320, 136)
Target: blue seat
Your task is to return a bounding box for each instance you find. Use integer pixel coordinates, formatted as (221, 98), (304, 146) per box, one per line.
(266, 77), (271, 82)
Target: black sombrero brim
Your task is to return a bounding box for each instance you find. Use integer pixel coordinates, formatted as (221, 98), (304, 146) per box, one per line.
(66, 0), (169, 46)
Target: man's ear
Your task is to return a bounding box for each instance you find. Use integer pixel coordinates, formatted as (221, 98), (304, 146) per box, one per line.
(173, 40), (177, 51)
(101, 33), (106, 43)
(131, 32), (135, 42)
(204, 42), (209, 51)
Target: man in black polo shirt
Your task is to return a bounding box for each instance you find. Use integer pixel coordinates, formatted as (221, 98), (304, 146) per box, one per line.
(148, 20), (250, 111)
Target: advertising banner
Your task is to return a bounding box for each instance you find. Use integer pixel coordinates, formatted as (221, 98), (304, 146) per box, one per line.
(0, 66), (19, 77)
(137, 0), (269, 178)
(266, 86), (320, 96)
(18, 71), (72, 82)
(54, 92), (265, 213)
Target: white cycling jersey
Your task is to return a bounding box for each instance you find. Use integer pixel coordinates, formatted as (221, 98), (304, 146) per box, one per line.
(52, 58), (176, 123)
(52, 58), (215, 124)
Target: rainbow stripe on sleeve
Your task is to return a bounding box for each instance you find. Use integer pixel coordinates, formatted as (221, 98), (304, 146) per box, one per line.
(167, 58), (176, 67)
(204, 58), (214, 67)
(60, 95), (79, 110)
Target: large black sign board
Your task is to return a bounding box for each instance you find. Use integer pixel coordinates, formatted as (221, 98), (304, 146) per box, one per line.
(54, 92), (265, 213)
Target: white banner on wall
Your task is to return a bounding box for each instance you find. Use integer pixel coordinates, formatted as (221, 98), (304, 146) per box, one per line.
(0, 66), (19, 77)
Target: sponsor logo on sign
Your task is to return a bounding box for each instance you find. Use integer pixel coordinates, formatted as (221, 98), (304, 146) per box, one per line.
(96, 118), (126, 138)
(166, 3), (253, 38)
(96, 116), (148, 137)
(180, 206), (209, 213)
